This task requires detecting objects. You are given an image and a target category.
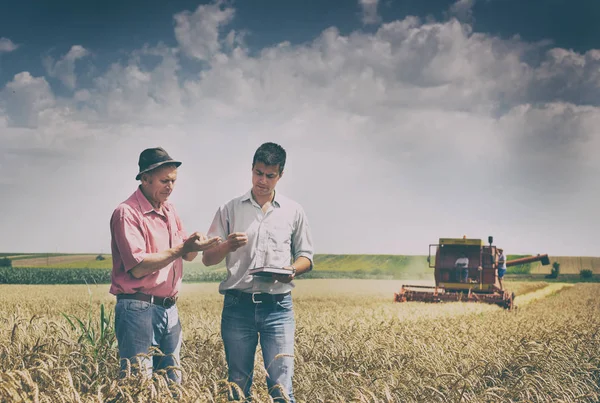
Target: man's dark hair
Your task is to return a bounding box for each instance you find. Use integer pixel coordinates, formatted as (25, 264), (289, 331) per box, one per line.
(252, 142), (286, 175)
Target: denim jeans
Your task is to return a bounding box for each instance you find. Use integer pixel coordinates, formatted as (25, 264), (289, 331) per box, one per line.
(114, 299), (182, 383)
(221, 292), (296, 403)
(498, 267), (507, 278)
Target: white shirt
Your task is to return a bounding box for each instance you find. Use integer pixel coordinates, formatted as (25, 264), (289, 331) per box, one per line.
(498, 252), (507, 269)
(207, 190), (314, 294)
(455, 257), (469, 269)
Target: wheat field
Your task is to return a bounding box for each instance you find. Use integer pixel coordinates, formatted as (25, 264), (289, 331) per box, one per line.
(0, 279), (599, 402)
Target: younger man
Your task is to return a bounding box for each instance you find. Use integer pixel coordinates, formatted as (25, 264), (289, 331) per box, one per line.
(203, 142), (314, 402)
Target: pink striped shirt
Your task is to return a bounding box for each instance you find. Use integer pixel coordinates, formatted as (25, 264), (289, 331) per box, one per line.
(109, 187), (187, 298)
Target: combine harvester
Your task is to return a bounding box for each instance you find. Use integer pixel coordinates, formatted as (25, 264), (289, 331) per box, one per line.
(394, 236), (550, 310)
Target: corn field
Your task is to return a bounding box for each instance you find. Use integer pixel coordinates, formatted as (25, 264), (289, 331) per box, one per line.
(0, 279), (599, 402)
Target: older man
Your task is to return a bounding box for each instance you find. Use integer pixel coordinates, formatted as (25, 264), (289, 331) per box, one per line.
(203, 142), (314, 403)
(110, 147), (220, 383)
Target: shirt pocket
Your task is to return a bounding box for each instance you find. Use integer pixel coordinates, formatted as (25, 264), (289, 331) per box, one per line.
(268, 224), (292, 251)
(174, 229), (185, 246)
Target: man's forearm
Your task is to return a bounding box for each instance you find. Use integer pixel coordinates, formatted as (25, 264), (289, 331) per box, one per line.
(202, 242), (230, 266)
(130, 244), (186, 278)
(292, 256), (312, 276)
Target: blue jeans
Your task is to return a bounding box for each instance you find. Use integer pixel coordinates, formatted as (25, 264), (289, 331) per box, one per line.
(114, 299), (182, 383)
(498, 267), (507, 278)
(221, 292), (296, 402)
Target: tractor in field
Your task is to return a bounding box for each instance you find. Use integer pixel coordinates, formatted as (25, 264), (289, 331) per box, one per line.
(394, 236), (550, 310)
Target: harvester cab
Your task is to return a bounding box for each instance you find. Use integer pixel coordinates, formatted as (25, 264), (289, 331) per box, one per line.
(395, 236), (550, 310)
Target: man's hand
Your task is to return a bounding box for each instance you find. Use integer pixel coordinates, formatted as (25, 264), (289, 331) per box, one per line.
(226, 232), (248, 252)
(272, 265), (295, 283)
(202, 232), (247, 266)
(183, 232), (221, 254)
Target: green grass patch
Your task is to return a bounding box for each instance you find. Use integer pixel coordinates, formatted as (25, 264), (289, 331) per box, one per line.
(44, 259), (113, 269)
(10, 253), (74, 260)
(506, 254), (533, 274)
(0, 267), (112, 284)
(7, 253), (431, 275)
(1, 254), (430, 284)
(313, 254), (431, 278)
(314, 254), (410, 271)
(3, 252), (596, 285)
(0, 267), (229, 284)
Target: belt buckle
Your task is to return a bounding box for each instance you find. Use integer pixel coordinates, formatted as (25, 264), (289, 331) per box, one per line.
(251, 292), (263, 304)
(163, 296), (176, 308)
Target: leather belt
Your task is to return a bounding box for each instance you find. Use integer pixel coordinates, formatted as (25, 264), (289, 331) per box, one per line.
(117, 293), (178, 308)
(226, 289), (290, 304)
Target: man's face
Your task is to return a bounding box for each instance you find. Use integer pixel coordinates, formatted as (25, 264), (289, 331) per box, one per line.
(141, 165), (178, 206)
(252, 162), (282, 198)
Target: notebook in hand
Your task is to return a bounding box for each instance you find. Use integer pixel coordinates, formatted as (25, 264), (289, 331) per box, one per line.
(248, 266), (293, 277)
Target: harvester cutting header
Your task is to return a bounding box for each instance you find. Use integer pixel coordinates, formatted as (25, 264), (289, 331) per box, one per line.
(394, 236), (550, 310)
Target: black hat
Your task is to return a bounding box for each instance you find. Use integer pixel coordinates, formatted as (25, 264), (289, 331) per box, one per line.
(136, 147), (182, 180)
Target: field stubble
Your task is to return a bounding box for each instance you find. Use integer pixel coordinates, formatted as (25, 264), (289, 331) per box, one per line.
(0, 280), (598, 402)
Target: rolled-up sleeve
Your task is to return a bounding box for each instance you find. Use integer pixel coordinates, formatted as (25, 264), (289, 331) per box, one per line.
(111, 207), (147, 272)
(291, 207), (314, 270)
(207, 204), (230, 240)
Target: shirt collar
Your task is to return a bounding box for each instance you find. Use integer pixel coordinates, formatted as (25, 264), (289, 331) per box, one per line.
(242, 189), (281, 208)
(272, 191), (281, 208)
(135, 186), (168, 216)
(241, 190), (252, 202)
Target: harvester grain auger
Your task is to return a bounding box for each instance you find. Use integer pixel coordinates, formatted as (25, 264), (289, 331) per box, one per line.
(394, 236), (550, 310)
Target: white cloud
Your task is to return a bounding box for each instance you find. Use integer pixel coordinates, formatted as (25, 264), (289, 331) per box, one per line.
(174, 0), (238, 61)
(83, 45), (184, 125)
(449, 0), (476, 23)
(1, 8), (599, 256)
(358, 0), (382, 26)
(0, 37), (18, 53)
(0, 72), (57, 128)
(528, 48), (600, 105)
(44, 45), (90, 89)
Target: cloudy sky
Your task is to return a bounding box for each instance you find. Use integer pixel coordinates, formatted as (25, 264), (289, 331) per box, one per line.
(1, 0), (599, 256)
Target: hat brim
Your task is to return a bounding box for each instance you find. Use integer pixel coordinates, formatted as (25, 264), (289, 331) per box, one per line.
(136, 160), (182, 180)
